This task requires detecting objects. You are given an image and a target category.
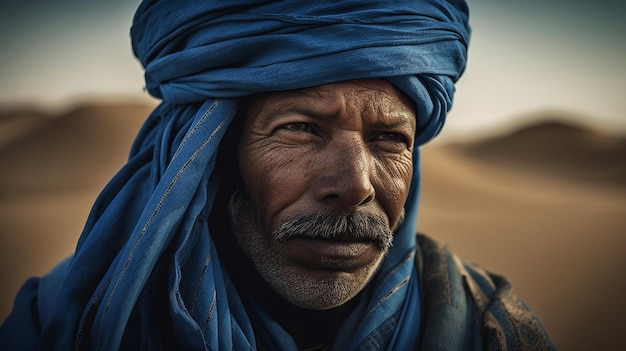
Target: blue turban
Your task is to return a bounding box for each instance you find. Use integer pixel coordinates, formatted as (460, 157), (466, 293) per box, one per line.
(18, 1), (470, 349)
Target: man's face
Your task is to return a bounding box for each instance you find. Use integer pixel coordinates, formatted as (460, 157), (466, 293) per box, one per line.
(230, 78), (416, 310)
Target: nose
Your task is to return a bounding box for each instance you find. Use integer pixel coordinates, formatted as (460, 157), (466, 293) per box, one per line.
(313, 138), (375, 209)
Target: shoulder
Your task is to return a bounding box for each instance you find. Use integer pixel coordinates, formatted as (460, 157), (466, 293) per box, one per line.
(477, 271), (556, 350)
(0, 257), (72, 349)
(0, 277), (42, 349)
(416, 234), (556, 350)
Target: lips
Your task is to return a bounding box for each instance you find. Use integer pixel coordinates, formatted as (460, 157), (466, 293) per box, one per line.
(282, 236), (381, 272)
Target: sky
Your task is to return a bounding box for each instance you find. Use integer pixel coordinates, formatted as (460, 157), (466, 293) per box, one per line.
(1, 0), (624, 139)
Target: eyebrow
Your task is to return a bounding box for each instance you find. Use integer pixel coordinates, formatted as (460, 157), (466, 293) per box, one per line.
(369, 116), (417, 139)
(277, 104), (413, 133)
(373, 117), (415, 128)
(273, 99), (414, 120)
(276, 106), (337, 120)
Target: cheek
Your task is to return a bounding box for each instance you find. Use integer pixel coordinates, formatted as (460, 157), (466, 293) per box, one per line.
(374, 155), (413, 223)
(239, 143), (311, 229)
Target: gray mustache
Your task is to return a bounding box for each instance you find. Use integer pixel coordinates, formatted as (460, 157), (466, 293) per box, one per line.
(273, 212), (394, 251)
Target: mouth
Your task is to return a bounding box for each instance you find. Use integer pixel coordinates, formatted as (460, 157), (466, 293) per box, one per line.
(282, 236), (381, 272)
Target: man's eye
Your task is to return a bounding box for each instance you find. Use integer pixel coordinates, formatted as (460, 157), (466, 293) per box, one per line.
(278, 122), (316, 133)
(376, 132), (409, 145)
(273, 122), (321, 143)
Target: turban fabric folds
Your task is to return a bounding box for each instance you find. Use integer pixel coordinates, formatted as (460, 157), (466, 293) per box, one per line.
(34, 1), (471, 349)
(132, 0), (470, 144)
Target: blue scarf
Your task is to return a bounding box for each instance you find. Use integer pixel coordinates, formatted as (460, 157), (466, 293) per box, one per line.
(34, 1), (470, 349)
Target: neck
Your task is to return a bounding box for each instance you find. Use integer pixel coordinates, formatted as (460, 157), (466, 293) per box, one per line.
(258, 284), (356, 349)
(252, 277), (358, 349)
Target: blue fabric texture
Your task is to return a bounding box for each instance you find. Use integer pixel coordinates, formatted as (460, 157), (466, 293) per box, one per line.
(0, 1), (470, 350)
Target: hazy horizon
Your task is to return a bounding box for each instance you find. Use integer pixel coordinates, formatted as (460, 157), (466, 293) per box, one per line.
(1, 0), (624, 138)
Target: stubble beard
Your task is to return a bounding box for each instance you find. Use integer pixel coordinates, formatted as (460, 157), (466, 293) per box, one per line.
(227, 191), (394, 310)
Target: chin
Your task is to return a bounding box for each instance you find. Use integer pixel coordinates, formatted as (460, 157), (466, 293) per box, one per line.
(263, 255), (385, 310)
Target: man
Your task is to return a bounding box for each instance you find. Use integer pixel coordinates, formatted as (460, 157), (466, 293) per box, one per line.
(1, 0), (555, 350)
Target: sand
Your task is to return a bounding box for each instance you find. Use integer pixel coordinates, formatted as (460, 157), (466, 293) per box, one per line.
(1, 103), (624, 350)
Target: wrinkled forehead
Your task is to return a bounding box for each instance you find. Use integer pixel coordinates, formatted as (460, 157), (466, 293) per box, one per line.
(241, 79), (417, 127)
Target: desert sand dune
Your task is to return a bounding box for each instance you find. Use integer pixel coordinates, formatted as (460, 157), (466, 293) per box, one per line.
(1, 103), (624, 350)
(0, 103), (153, 192)
(0, 109), (49, 149)
(450, 120), (626, 187)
